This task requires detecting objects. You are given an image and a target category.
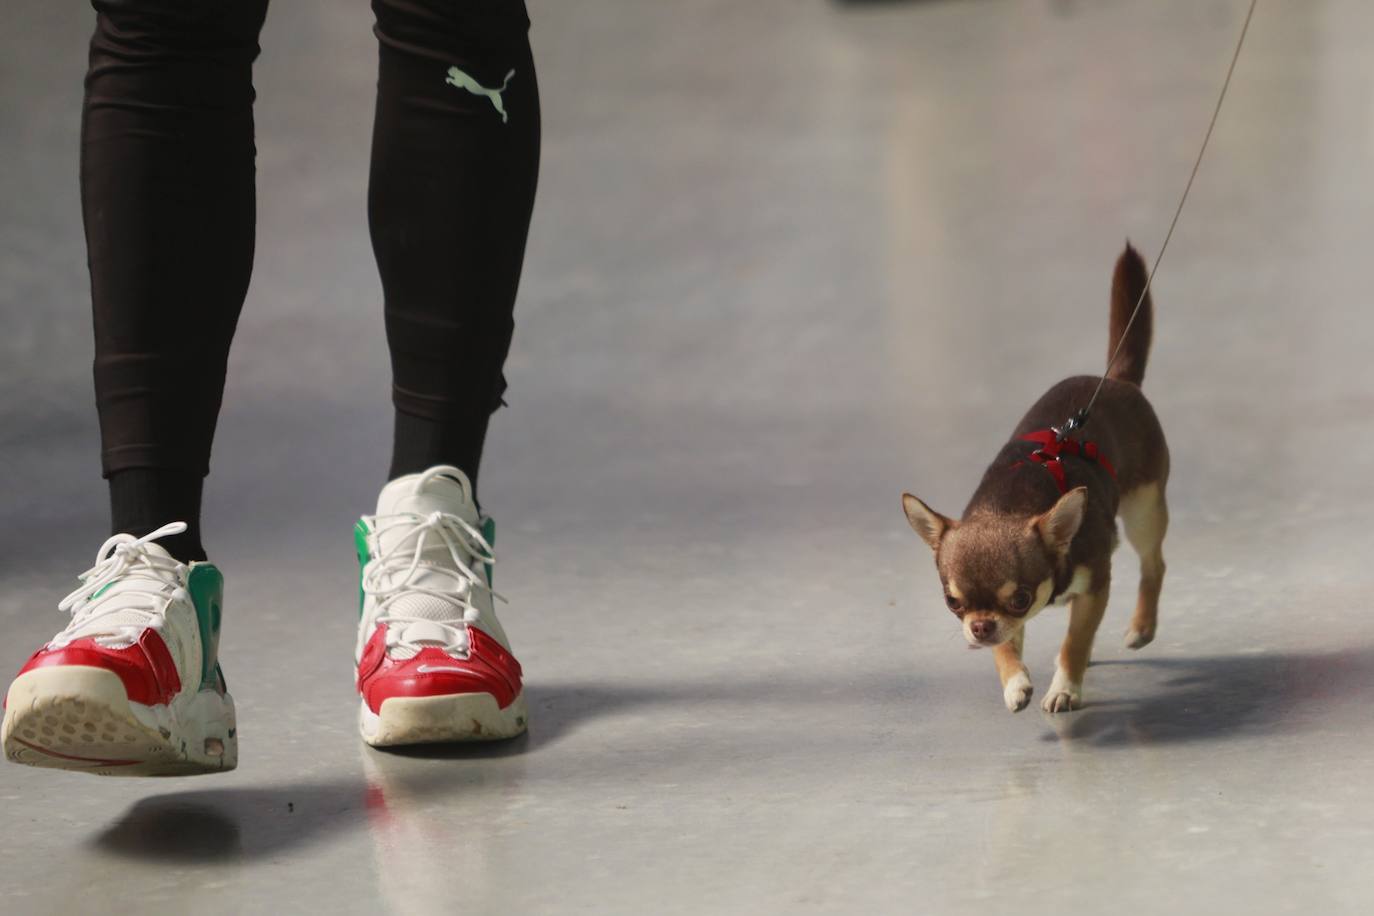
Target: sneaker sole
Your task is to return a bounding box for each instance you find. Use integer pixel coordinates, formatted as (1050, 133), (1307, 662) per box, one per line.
(359, 690), (527, 747)
(2, 666), (237, 777)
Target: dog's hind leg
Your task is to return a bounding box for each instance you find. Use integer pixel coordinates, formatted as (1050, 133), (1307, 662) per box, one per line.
(1120, 482), (1168, 649)
(994, 630), (1032, 713)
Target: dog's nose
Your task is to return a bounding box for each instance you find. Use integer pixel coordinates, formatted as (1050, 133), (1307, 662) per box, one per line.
(970, 619), (997, 641)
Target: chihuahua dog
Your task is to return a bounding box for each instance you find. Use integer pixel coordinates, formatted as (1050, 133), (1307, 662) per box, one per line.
(902, 243), (1169, 714)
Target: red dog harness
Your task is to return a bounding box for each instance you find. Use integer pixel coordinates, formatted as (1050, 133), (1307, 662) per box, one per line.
(1014, 429), (1116, 494)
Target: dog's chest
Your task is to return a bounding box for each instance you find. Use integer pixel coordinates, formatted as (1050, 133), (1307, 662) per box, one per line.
(1053, 564), (1094, 605)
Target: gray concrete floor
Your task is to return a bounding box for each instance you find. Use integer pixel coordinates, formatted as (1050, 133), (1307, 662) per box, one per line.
(3, 0), (1373, 913)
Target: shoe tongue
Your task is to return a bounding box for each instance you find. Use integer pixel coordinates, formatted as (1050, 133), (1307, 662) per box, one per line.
(97, 537), (178, 593)
(373, 467), (482, 659)
(374, 466), (480, 564)
(66, 538), (181, 647)
(121, 536), (176, 561)
(376, 466), (478, 525)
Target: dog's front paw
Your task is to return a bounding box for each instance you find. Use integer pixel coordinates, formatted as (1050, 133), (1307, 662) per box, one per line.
(1039, 668), (1081, 713)
(1124, 626), (1155, 650)
(1003, 671), (1033, 713)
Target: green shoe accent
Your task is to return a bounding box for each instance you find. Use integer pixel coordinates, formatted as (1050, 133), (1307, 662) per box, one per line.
(354, 519), (372, 618)
(481, 517), (496, 587)
(185, 563), (225, 692)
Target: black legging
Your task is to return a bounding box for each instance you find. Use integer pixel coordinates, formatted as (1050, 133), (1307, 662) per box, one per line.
(83, 0), (539, 557)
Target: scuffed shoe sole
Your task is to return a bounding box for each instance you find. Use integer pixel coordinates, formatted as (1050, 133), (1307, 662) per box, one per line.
(2, 666), (237, 777)
(360, 691), (527, 747)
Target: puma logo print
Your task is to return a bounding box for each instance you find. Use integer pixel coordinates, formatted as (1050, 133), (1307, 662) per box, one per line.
(445, 66), (516, 123)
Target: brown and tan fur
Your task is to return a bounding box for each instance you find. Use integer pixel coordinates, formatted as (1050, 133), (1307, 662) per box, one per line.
(902, 244), (1170, 713)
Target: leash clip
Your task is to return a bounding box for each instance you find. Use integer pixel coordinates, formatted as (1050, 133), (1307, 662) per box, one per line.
(1054, 408), (1089, 443)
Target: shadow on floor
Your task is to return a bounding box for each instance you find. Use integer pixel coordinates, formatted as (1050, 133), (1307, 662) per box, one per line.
(1042, 646), (1374, 747)
(89, 668), (921, 862)
(90, 649), (1362, 863)
(371, 665), (924, 758)
(830, 0), (977, 7)
(92, 779), (361, 863)
(90, 750), (519, 864)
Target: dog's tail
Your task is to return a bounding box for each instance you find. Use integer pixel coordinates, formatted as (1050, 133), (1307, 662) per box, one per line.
(1106, 241), (1153, 387)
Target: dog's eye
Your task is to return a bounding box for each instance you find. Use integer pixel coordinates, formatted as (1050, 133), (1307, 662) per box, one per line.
(1009, 587), (1033, 613)
(944, 593), (963, 613)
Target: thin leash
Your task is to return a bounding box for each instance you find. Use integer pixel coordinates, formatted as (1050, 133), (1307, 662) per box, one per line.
(1056, 0), (1258, 442)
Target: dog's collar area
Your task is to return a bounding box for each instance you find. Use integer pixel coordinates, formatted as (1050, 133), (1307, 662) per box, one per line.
(1012, 428), (1116, 494)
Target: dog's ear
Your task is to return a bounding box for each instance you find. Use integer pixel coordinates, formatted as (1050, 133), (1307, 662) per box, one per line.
(902, 493), (955, 551)
(1033, 486), (1087, 557)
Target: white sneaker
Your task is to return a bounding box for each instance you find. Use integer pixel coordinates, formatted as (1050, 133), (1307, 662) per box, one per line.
(2, 523), (237, 776)
(353, 466), (527, 746)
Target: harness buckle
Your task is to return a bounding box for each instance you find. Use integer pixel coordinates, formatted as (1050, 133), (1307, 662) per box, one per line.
(1054, 408), (1089, 442)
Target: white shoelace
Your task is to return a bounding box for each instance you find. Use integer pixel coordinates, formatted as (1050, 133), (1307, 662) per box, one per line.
(52, 522), (189, 649)
(362, 510), (504, 656)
